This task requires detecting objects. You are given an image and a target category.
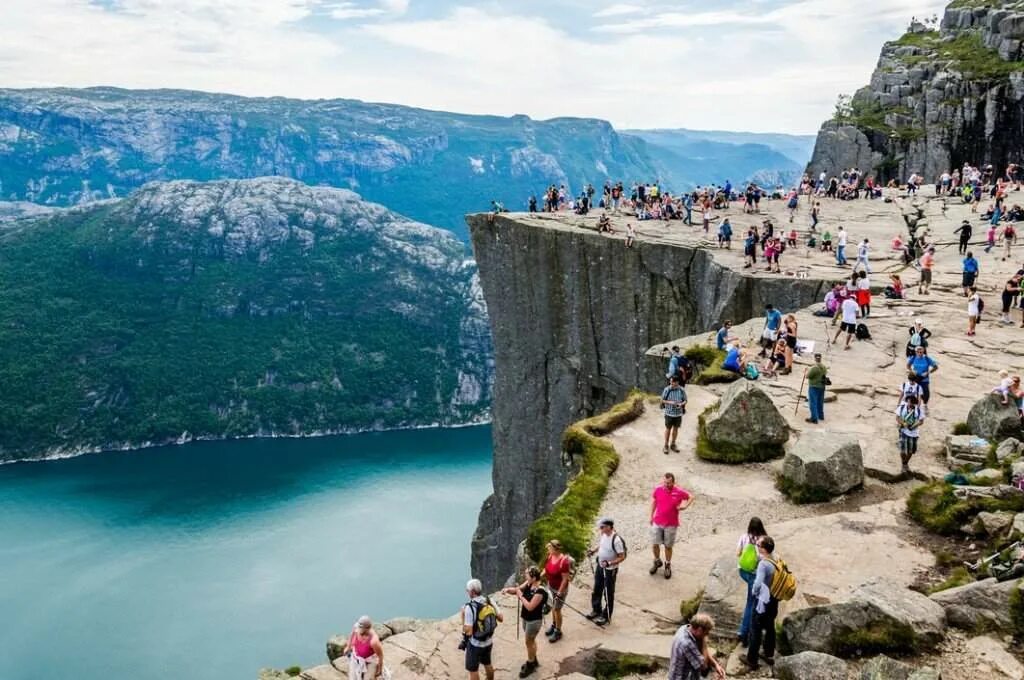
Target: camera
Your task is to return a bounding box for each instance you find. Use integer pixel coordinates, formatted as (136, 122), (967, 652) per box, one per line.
(457, 635), (469, 651)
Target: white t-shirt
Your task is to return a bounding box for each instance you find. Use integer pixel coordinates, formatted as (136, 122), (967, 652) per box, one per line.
(896, 404), (925, 437)
(899, 381), (923, 404)
(464, 596), (494, 648)
(857, 277), (870, 291)
(841, 298), (859, 324)
(597, 531), (626, 570)
(968, 293), (980, 316)
(838, 231), (848, 247)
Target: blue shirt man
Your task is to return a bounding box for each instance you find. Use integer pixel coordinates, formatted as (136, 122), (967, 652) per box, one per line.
(716, 324), (732, 350)
(907, 348), (938, 406)
(963, 256), (979, 274)
(765, 306), (782, 331)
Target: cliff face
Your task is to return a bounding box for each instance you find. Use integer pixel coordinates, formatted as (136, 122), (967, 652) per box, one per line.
(467, 215), (826, 588)
(807, 2), (1024, 181)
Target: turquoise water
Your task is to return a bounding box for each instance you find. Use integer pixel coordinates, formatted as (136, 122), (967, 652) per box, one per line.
(0, 426), (492, 680)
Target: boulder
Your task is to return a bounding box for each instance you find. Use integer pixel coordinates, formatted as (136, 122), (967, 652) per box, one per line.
(952, 484), (1023, 502)
(1012, 459), (1024, 480)
(945, 434), (991, 470)
(997, 437), (1023, 462)
(973, 468), (1005, 485)
(383, 617), (430, 635)
(781, 431), (863, 501)
(698, 381), (790, 462)
(968, 395), (1023, 441)
(974, 511), (1015, 536)
(775, 651), (848, 680)
(908, 670), (942, 680)
(782, 580), (946, 657)
(860, 655), (915, 680)
(929, 577), (1018, 632)
(966, 635), (1024, 680)
(695, 555), (746, 639)
(1011, 513), (1024, 538)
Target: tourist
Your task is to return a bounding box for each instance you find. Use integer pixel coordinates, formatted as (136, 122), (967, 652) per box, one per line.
(736, 517), (767, 644)
(782, 314), (798, 373)
(625, 223), (636, 248)
(761, 338), (788, 378)
(1003, 221), (1018, 261)
(542, 540), (573, 642)
(855, 238), (872, 273)
(806, 353), (828, 423)
(907, 346), (939, 409)
(885, 273), (905, 300)
(833, 294), (860, 350)
(661, 376), (687, 454)
(810, 201), (821, 231)
(596, 212), (612, 234)
(342, 616), (385, 680)
(745, 536), (780, 671)
(718, 218), (733, 249)
(856, 270), (872, 317)
(463, 579), (503, 680)
(668, 613), (725, 680)
(993, 370), (1014, 405)
(896, 394), (926, 475)
(764, 237), (780, 273)
(986, 223), (998, 254)
(820, 228), (833, 253)
(649, 472), (693, 580)
(968, 286), (981, 336)
(722, 342), (745, 375)
(502, 566), (548, 678)
(716, 321), (736, 350)
(919, 247), (936, 294)
(585, 518), (626, 626)
(906, 318), (931, 356)
(962, 251), (979, 296)
(836, 226), (848, 265)
(743, 228), (757, 268)
(1001, 274), (1022, 324)
(761, 304), (783, 355)
(702, 205), (712, 233)
(954, 219), (972, 255)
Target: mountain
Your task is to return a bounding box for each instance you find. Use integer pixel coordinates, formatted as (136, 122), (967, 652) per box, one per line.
(807, 2), (1024, 181)
(0, 87), (661, 240)
(622, 128), (815, 190)
(0, 177), (490, 462)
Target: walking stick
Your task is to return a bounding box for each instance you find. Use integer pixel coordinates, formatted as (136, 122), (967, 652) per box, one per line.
(794, 368), (808, 415)
(516, 593), (520, 641)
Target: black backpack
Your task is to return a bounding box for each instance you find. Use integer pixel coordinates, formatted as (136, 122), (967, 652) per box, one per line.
(855, 323), (871, 340)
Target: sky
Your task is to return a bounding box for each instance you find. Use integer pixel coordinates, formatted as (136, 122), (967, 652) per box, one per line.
(0, 0), (950, 134)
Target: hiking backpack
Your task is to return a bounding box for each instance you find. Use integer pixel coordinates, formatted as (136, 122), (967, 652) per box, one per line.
(767, 558), (798, 601)
(855, 323), (871, 340)
(468, 598), (498, 641)
(612, 532), (627, 559)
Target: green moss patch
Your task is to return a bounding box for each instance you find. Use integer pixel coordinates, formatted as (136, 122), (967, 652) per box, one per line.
(696, 403), (785, 464)
(684, 345), (739, 385)
(1009, 580), (1024, 639)
(907, 480), (1024, 535)
(952, 421), (971, 435)
(284, 667), (302, 677)
(593, 652), (661, 680)
(926, 566), (974, 595)
(776, 474), (838, 504)
(525, 391), (645, 563)
(830, 621), (919, 657)
(679, 589), (704, 622)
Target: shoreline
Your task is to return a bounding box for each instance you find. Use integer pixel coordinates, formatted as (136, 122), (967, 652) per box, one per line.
(0, 411), (493, 467)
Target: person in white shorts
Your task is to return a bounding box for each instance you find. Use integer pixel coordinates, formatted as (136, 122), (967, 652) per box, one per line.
(649, 473), (693, 580)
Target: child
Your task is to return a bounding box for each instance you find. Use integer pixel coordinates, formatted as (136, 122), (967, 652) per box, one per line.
(993, 369), (1014, 405)
(985, 224), (997, 254)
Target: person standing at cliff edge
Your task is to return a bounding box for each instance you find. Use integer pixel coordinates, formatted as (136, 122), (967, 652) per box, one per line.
(649, 473), (693, 580)
(661, 375), (687, 455)
(461, 579), (504, 680)
(585, 518), (626, 626)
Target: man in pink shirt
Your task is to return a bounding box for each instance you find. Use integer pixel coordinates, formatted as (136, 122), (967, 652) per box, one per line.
(918, 247), (935, 295)
(649, 472), (693, 580)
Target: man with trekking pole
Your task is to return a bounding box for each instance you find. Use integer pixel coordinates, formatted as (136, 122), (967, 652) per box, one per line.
(585, 518), (626, 626)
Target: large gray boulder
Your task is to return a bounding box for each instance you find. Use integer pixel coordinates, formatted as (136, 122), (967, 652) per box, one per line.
(775, 651), (848, 680)
(698, 381), (790, 462)
(997, 437), (1024, 462)
(695, 555), (746, 639)
(929, 577), (1018, 632)
(781, 431), (863, 502)
(860, 655), (915, 680)
(968, 395), (1023, 441)
(782, 580), (946, 657)
(973, 511), (1015, 536)
(945, 434), (991, 470)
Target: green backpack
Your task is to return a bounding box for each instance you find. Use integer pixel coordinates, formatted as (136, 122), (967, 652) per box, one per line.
(738, 543), (758, 573)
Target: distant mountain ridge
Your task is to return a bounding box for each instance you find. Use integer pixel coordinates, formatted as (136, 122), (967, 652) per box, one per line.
(0, 177), (490, 462)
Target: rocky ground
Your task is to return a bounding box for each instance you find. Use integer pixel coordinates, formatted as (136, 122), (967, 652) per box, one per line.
(266, 189), (1024, 679)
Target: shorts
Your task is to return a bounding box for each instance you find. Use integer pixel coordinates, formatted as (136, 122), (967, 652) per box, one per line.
(762, 328), (778, 343)
(665, 415), (682, 429)
(522, 619), (543, 640)
(465, 643), (493, 672)
(962, 272), (977, 287)
(651, 524), (679, 547)
(921, 269), (932, 284)
(840, 321), (856, 334)
(899, 433), (919, 456)
(785, 335), (797, 349)
(552, 586), (569, 610)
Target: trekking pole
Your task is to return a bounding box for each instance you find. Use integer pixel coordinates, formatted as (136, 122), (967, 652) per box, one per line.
(516, 594), (520, 641)
(602, 566), (612, 624)
(794, 368), (808, 416)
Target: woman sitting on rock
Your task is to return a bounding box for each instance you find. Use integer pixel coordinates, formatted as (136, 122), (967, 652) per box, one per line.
(884, 273), (905, 300)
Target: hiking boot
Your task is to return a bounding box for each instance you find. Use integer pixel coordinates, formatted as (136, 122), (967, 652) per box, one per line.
(548, 628), (562, 643)
(761, 654), (775, 666)
(649, 558), (663, 575)
(664, 563), (672, 579)
(662, 445), (669, 455)
(805, 418), (818, 423)
(670, 443), (680, 452)
(519, 660), (538, 678)
(592, 616), (608, 626)
(584, 611), (601, 621)
(544, 624), (556, 637)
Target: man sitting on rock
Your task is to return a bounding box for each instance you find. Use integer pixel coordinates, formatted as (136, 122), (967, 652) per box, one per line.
(668, 613), (725, 680)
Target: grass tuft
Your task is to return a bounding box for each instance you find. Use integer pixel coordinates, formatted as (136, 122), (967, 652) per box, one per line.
(679, 589), (704, 622)
(525, 391), (645, 564)
(284, 667), (302, 677)
(952, 421), (971, 435)
(830, 621), (919, 657)
(926, 566), (974, 595)
(684, 345), (739, 385)
(776, 474), (839, 504)
(907, 480), (1024, 534)
(593, 652), (661, 680)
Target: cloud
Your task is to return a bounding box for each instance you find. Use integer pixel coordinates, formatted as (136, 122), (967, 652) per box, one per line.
(327, 2), (385, 20)
(593, 3), (642, 18)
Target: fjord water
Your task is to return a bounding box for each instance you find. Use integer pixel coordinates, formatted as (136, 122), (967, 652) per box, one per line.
(0, 426), (492, 680)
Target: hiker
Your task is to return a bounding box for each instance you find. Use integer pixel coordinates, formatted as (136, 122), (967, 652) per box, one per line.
(907, 346), (939, 409)
(625, 223), (636, 248)
(896, 394), (926, 475)
(954, 219), (972, 255)
(855, 238), (872, 273)
(962, 251), (979, 297)
(462, 578), (503, 680)
(542, 540), (573, 642)
(835, 226), (848, 265)
(666, 346), (692, 385)
(722, 342), (746, 375)
(744, 536), (780, 672)
(661, 376), (687, 455)
(906, 318), (931, 356)
(649, 472), (693, 580)
(833, 293), (860, 350)
(716, 321), (737, 350)
(806, 353), (828, 424)
(736, 517), (767, 645)
(918, 247), (936, 294)
(782, 314), (798, 373)
(341, 616), (385, 680)
(968, 286), (981, 336)
(993, 370), (1014, 405)
(760, 304), (782, 355)
(585, 518), (626, 626)
(718, 218), (732, 249)
(856, 270), (871, 317)
(1001, 274), (1023, 324)
(885, 273), (905, 299)
(502, 566), (548, 678)
(668, 613), (725, 680)
(898, 372), (924, 409)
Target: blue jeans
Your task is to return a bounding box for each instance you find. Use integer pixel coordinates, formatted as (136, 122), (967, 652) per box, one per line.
(738, 569), (756, 639)
(836, 245), (847, 265)
(808, 386), (825, 422)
